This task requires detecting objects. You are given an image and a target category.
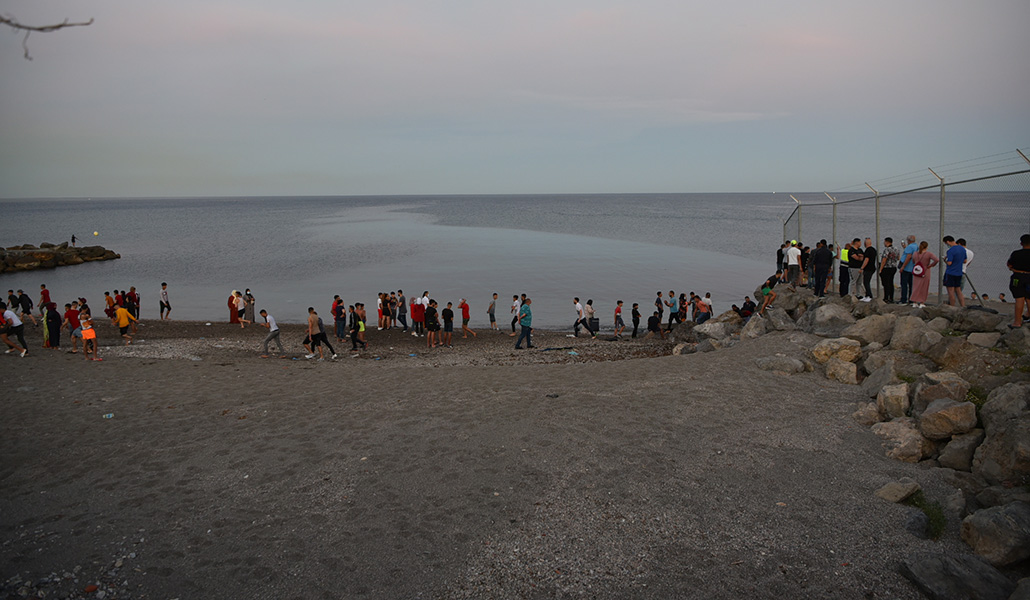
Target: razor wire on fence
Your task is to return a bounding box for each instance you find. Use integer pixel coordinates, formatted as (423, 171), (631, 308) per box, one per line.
(780, 149), (1030, 304)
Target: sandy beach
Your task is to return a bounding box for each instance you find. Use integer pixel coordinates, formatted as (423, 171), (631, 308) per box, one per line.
(1, 317), (974, 599)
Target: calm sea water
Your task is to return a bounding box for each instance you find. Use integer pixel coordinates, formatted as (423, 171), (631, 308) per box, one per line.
(1, 193), (1026, 328)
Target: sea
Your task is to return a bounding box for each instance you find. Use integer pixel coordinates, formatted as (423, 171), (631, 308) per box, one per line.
(2, 193), (1026, 328)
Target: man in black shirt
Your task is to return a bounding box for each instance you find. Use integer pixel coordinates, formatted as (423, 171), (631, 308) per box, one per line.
(860, 238), (877, 302)
(644, 311), (665, 340)
(811, 239), (833, 297)
(631, 303), (641, 338)
(1007, 233), (1030, 328)
(442, 302), (455, 348)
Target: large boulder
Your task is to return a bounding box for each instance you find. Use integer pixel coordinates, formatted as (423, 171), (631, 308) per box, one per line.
(740, 314), (769, 339)
(967, 332), (1002, 348)
(811, 337), (862, 364)
(877, 383), (911, 419)
(825, 357), (858, 385)
(797, 302), (856, 337)
(694, 320), (730, 341)
(911, 371), (970, 416)
(938, 429), (985, 472)
(765, 307), (796, 331)
(890, 315), (944, 353)
(960, 501), (1030, 567)
(918, 399), (978, 440)
(841, 313), (897, 346)
(852, 402), (883, 426)
(863, 349), (936, 380)
(976, 486), (1030, 509)
(860, 361), (899, 398)
(979, 382), (1030, 434)
(899, 553), (1015, 600)
(871, 417), (935, 463)
(755, 355), (805, 374)
(973, 384), (1030, 487)
(951, 308), (1006, 333)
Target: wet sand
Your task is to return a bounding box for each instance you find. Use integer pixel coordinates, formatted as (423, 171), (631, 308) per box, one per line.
(1, 319), (967, 599)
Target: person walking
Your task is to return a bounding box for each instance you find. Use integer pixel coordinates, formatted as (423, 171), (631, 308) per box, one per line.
(614, 300), (626, 337)
(159, 282), (172, 320)
(459, 299), (477, 338)
(572, 297), (595, 338)
(898, 235), (918, 305)
(879, 237), (900, 303)
(397, 290), (408, 333)
(17, 290), (37, 326)
(112, 304), (137, 345)
(514, 298), (533, 349)
(1, 302), (28, 357)
(259, 309), (284, 356)
(229, 291), (240, 325)
(509, 295), (521, 337)
(909, 241), (939, 307)
(1006, 233), (1030, 329)
(487, 293), (498, 331)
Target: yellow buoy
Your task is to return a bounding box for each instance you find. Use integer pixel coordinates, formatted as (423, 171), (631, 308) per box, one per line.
(93, 231), (99, 236)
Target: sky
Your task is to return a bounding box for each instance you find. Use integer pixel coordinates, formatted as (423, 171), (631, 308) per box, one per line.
(1, 0), (1029, 198)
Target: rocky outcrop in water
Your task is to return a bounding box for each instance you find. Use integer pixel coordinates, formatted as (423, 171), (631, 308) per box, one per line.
(1, 242), (119, 273)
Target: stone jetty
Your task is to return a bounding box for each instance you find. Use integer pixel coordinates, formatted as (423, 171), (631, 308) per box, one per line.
(1, 242), (119, 273)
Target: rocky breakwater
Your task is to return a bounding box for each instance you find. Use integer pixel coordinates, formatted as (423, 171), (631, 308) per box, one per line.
(1, 242), (119, 273)
(675, 285), (1030, 598)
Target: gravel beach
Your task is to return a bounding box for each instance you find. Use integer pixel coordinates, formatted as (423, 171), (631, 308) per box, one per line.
(1, 318), (971, 599)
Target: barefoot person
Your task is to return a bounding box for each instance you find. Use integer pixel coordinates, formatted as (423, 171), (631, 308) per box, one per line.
(613, 300), (626, 337)
(112, 304), (137, 345)
(63, 301), (82, 354)
(509, 295), (521, 337)
(459, 299), (477, 338)
(259, 309), (284, 356)
(80, 311), (99, 361)
(1007, 233), (1030, 329)
(425, 300), (440, 349)
(442, 302), (455, 348)
(487, 293), (498, 331)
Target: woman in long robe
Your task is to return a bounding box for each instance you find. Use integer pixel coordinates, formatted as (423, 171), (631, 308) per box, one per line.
(229, 290), (240, 324)
(43, 303), (62, 348)
(909, 241), (939, 306)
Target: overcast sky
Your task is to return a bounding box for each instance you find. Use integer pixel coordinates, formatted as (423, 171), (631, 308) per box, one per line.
(1, 0), (1028, 198)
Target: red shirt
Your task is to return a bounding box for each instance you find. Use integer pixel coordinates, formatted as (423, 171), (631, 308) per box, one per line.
(41, 289), (51, 305)
(64, 309), (81, 329)
(461, 304), (470, 320)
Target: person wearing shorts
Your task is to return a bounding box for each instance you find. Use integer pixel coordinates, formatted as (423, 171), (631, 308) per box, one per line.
(759, 270), (782, 315)
(614, 300), (625, 337)
(112, 305), (137, 345)
(1006, 233), (1030, 329)
(459, 298), (476, 338)
(943, 236), (966, 307)
(425, 300), (440, 348)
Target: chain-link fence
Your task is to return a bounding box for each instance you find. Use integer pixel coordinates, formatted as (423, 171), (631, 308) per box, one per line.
(781, 149), (1030, 304)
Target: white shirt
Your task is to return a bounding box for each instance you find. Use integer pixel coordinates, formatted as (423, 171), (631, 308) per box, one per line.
(703, 297), (713, 310)
(4, 310), (22, 327)
(963, 248), (974, 273)
(575, 302), (584, 319)
(419, 295), (429, 307)
(161, 288), (169, 303)
(265, 314), (279, 332)
(512, 299), (521, 313)
(786, 246), (801, 266)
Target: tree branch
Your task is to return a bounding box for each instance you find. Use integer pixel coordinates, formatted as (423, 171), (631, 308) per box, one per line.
(1, 15), (94, 60)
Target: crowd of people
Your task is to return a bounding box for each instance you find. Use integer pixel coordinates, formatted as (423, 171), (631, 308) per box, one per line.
(765, 233), (1030, 327)
(4, 234), (1028, 361)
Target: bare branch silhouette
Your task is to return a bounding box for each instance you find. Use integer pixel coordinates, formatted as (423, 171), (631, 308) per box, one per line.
(1, 14), (94, 60)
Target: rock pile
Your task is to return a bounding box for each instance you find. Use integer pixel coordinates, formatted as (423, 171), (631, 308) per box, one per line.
(690, 285), (1030, 592)
(0, 242), (119, 273)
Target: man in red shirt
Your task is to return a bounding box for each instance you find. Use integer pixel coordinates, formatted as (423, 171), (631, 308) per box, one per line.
(63, 301), (82, 353)
(459, 299), (477, 339)
(39, 284), (51, 318)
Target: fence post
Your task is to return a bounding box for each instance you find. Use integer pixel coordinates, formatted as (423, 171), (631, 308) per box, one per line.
(825, 192), (838, 293)
(929, 167), (945, 305)
(782, 218), (787, 245)
(866, 183), (880, 300)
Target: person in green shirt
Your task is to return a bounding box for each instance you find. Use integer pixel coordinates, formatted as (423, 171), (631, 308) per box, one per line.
(515, 298), (533, 349)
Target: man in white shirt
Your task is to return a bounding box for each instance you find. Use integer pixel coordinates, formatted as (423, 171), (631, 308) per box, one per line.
(259, 309), (284, 356)
(786, 241), (802, 288)
(572, 297), (595, 337)
(958, 238), (974, 295)
(509, 294), (521, 337)
(159, 282), (172, 320)
(2, 303), (28, 357)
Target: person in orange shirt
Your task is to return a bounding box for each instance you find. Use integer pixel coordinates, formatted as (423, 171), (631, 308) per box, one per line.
(112, 305), (137, 345)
